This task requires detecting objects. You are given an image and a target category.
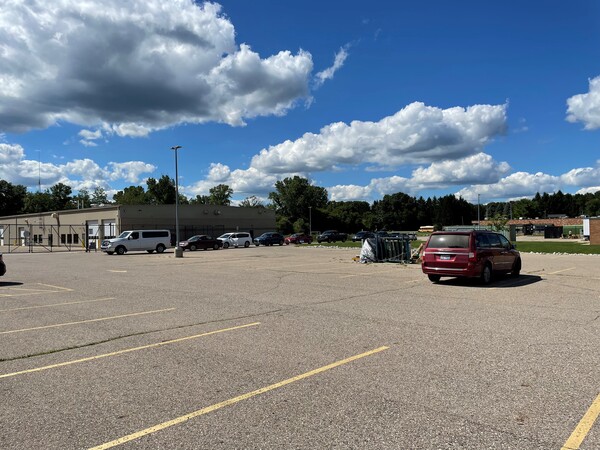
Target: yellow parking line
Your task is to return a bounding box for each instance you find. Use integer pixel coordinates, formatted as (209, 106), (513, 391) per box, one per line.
(0, 297), (116, 313)
(37, 283), (73, 291)
(0, 322), (260, 380)
(561, 392), (600, 450)
(0, 308), (175, 335)
(107, 270), (127, 273)
(548, 267), (576, 275)
(0, 283), (74, 298)
(89, 345), (389, 449)
(2, 287), (58, 292)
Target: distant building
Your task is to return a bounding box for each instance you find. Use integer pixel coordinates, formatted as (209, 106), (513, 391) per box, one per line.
(0, 204), (275, 251)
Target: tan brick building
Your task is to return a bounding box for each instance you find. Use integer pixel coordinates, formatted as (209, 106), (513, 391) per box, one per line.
(589, 218), (600, 245)
(0, 204), (276, 252)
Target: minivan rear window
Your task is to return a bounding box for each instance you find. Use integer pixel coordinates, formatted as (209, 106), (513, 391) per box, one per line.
(427, 234), (470, 249)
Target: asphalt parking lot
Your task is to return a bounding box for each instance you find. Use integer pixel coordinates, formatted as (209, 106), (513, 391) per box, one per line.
(1, 245), (600, 449)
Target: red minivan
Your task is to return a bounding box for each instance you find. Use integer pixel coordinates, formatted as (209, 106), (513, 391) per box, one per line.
(421, 230), (521, 284)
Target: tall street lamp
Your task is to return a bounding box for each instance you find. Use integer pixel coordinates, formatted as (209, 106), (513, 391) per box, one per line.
(171, 145), (183, 258)
(309, 206), (312, 236)
(477, 193), (481, 230)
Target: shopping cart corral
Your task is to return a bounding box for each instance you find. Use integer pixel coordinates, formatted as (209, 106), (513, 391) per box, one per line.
(359, 234), (415, 263)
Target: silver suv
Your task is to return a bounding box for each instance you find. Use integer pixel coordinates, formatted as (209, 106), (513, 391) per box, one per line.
(217, 232), (252, 249)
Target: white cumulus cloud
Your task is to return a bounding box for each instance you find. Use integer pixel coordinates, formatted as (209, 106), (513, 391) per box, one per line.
(251, 102), (507, 173)
(0, 1), (313, 136)
(411, 153), (511, 187)
(566, 76), (600, 129)
(0, 142), (156, 191)
(315, 46), (349, 87)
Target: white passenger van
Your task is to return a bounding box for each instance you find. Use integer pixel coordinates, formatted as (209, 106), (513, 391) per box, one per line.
(100, 230), (171, 255)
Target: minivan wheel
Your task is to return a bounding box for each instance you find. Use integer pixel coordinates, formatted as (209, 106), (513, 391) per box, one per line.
(189, 244), (197, 251)
(156, 244), (165, 253)
(428, 274), (441, 283)
(223, 242), (230, 249)
(244, 241), (250, 248)
(481, 264), (492, 284)
(511, 259), (521, 277)
(116, 246), (126, 255)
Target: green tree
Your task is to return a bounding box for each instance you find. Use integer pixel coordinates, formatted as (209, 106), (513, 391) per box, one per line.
(146, 175), (176, 204)
(323, 201), (371, 232)
(73, 189), (91, 209)
(208, 184), (233, 206)
(190, 195), (211, 205)
(585, 196), (600, 216)
(177, 193), (190, 205)
(268, 176), (328, 229)
(292, 218), (307, 233)
(113, 186), (149, 205)
(23, 191), (53, 213)
(488, 213), (509, 231)
(49, 183), (73, 210)
(0, 180), (27, 215)
(371, 192), (419, 231)
(427, 195), (475, 229)
(91, 187), (110, 205)
(239, 195), (264, 208)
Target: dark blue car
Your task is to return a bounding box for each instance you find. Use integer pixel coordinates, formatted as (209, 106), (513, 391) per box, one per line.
(254, 232), (285, 246)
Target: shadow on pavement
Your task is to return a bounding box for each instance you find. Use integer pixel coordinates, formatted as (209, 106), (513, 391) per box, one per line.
(434, 274), (542, 288)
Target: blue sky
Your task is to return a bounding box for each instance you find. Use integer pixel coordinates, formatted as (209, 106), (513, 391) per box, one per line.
(1, 1), (600, 205)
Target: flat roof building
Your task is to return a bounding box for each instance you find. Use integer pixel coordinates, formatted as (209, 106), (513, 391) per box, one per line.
(0, 204), (276, 252)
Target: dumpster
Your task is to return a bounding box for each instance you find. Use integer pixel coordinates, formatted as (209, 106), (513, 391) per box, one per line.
(544, 225), (563, 239)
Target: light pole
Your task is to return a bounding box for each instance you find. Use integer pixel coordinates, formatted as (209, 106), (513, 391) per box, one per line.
(477, 194), (481, 230)
(171, 145), (183, 258)
(309, 206), (312, 236)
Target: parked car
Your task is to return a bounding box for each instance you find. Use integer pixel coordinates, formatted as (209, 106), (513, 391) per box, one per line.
(0, 252), (5, 276)
(217, 232), (253, 249)
(317, 230), (348, 243)
(352, 231), (375, 242)
(179, 235), (222, 251)
(101, 229), (171, 255)
(254, 232), (285, 246)
(285, 233), (313, 245)
(421, 230), (521, 284)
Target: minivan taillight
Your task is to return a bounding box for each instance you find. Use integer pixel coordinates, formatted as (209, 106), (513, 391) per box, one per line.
(468, 252), (476, 262)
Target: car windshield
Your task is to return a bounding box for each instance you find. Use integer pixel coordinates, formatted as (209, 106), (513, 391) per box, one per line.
(218, 234), (232, 239)
(118, 232), (130, 238)
(427, 234), (470, 249)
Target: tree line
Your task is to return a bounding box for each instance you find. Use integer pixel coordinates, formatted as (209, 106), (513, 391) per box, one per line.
(2, 176), (599, 234)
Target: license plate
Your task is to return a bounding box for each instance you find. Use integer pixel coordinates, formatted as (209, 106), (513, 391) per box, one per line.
(439, 255), (451, 260)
